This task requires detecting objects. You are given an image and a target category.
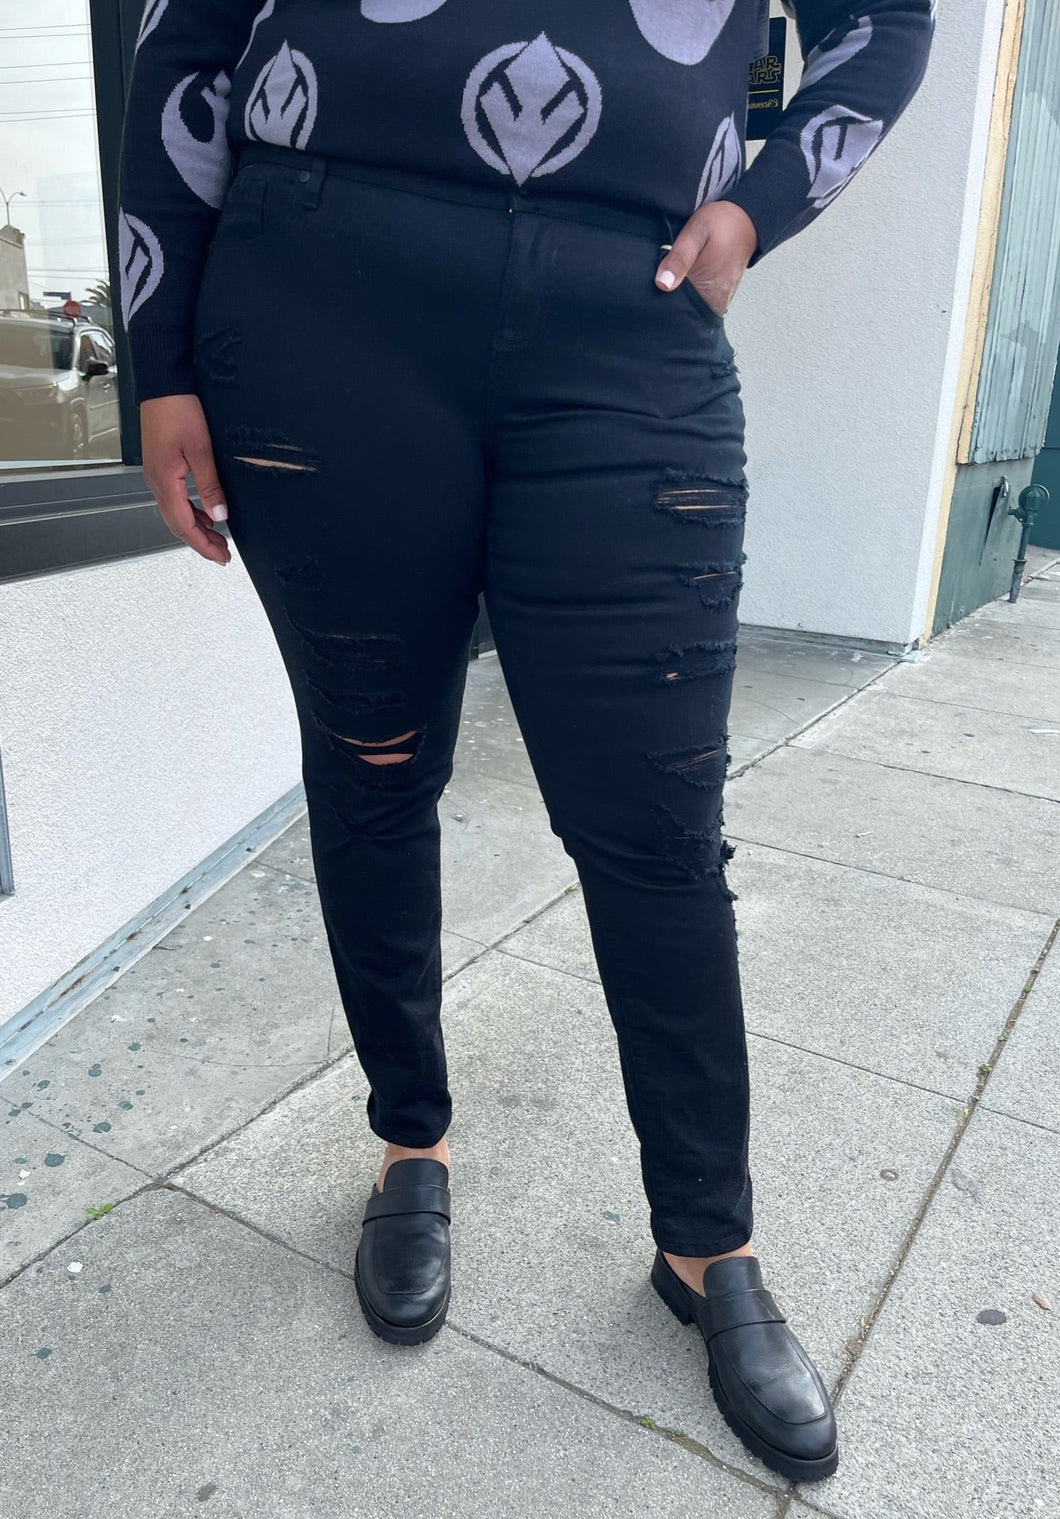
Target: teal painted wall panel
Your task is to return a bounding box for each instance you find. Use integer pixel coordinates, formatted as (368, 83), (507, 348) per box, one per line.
(1031, 333), (1060, 548)
(933, 459), (1034, 634)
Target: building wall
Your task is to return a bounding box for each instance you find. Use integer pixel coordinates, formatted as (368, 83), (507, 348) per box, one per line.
(1031, 348), (1060, 550)
(0, 546), (301, 1023)
(0, 225), (29, 309)
(933, 455), (1035, 632)
(731, 0), (1007, 648)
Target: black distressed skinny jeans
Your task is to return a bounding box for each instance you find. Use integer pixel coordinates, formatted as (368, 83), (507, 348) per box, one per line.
(192, 143), (753, 1257)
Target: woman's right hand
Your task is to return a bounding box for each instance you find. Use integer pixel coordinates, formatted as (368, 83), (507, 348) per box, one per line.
(140, 393), (232, 567)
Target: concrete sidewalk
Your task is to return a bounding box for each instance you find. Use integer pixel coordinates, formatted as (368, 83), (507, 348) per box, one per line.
(3, 552), (1058, 1519)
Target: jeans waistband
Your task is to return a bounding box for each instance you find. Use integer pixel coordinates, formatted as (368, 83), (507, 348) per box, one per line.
(235, 141), (680, 244)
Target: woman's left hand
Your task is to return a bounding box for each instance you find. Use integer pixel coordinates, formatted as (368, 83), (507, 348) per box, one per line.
(655, 200), (759, 317)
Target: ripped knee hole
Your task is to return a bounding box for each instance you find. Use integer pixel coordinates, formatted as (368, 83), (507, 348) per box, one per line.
(337, 729), (420, 765)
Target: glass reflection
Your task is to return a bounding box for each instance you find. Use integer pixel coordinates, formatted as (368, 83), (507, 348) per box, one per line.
(0, 0), (122, 468)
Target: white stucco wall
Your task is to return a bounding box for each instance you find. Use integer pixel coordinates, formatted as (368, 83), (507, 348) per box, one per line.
(732, 0), (1005, 646)
(0, 544), (301, 1022)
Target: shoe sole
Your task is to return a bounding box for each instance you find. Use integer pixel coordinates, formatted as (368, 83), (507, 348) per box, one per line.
(353, 1250), (451, 1347)
(650, 1254), (839, 1484)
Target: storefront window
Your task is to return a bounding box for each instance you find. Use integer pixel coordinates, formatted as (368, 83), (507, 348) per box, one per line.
(0, 0), (122, 469)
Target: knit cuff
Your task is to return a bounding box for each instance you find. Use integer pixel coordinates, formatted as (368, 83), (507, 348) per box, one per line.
(128, 323), (199, 405)
(723, 155), (808, 269)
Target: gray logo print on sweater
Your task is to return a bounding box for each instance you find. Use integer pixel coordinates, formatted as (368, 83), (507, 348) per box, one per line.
(136, 0), (169, 49)
(801, 104), (884, 209)
(798, 15), (873, 93)
(696, 112), (742, 207)
(162, 71), (233, 209)
(245, 41), (318, 150)
(236, 0), (275, 72)
(118, 209), (164, 327)
(462, 34), (601, 186)
(361, 0), (450, 19)
(627, 0), (738, 65)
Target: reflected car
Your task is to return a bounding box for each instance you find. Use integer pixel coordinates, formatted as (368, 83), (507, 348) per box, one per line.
(0, 313), (120, 464)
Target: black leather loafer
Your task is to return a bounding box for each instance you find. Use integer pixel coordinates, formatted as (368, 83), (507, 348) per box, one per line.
(354, 1157), (451, 1346)
(651, 1249), (839, 1482)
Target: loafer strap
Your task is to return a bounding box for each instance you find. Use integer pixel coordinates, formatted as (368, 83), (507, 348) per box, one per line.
(699, 1286), (787, 1341)
(363, 1182), (451, 1224)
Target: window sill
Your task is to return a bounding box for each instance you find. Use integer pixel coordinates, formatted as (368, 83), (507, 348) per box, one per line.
(0, 463), (180, 582)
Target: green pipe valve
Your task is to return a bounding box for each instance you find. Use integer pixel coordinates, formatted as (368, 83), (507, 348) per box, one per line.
(1008, 483), (1050, 601)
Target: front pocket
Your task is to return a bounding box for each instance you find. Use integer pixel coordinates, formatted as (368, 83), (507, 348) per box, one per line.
(654, 239), (725, 326)
(679, 274), (725, 326)
(210, 164), (271, 248)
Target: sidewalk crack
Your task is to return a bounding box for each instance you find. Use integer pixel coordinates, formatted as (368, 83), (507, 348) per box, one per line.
(443, 1317), (789, 1501)
(831, 914), (1060, 1404)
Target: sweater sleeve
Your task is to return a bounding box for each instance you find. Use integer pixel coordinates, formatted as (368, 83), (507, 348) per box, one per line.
(117, 0), (262, 405)
(724, 0), (936, 266)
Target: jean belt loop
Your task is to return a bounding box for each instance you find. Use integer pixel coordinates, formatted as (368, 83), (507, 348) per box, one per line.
(299, 153), (328, 211)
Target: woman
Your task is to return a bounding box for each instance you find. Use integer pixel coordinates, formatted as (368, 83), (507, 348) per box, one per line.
(118, 0), (935, 1484)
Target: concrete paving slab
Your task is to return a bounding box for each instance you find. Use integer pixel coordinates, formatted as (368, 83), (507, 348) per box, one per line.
(730, 733), (779, 769)
(735, 631), (895, 689)
(811, 1109), (1060, 1519)
(177, 949), (959, 1488)
(974, 578), (1060, 630)
(9, 862), (340, 1176)
(1, 1107), (146, 1283)
(458, 654), (539, 789)
(929, 611), (1060, 673)
(252, 809), (314, 878)
(433, 772), (577, 946)
(498, 846), (1052, 1102)
(979, 935), (1060, 1134)
(732, 846), (1049, 1098)
(438, 931), (491, 978)
(498, 885), (598, 982)
(725, 746), (1060, 915)
(883, 634), (1060, 721)
(729, 670), (865, 745)
(174, 1053), (369, 1258)
(251, 779), (575, 952)
(0, 1187), (779, 1519)
(1025, 547), (1060, 577)
(791, 687), (1060, 802)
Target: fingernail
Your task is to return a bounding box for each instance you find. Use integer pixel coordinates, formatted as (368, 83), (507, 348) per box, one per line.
(657, 269), (676, 289)
(211, 503), (228, 522)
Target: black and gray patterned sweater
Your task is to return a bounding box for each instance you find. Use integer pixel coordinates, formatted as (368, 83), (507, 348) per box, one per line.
(117, 0), (936, 404)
